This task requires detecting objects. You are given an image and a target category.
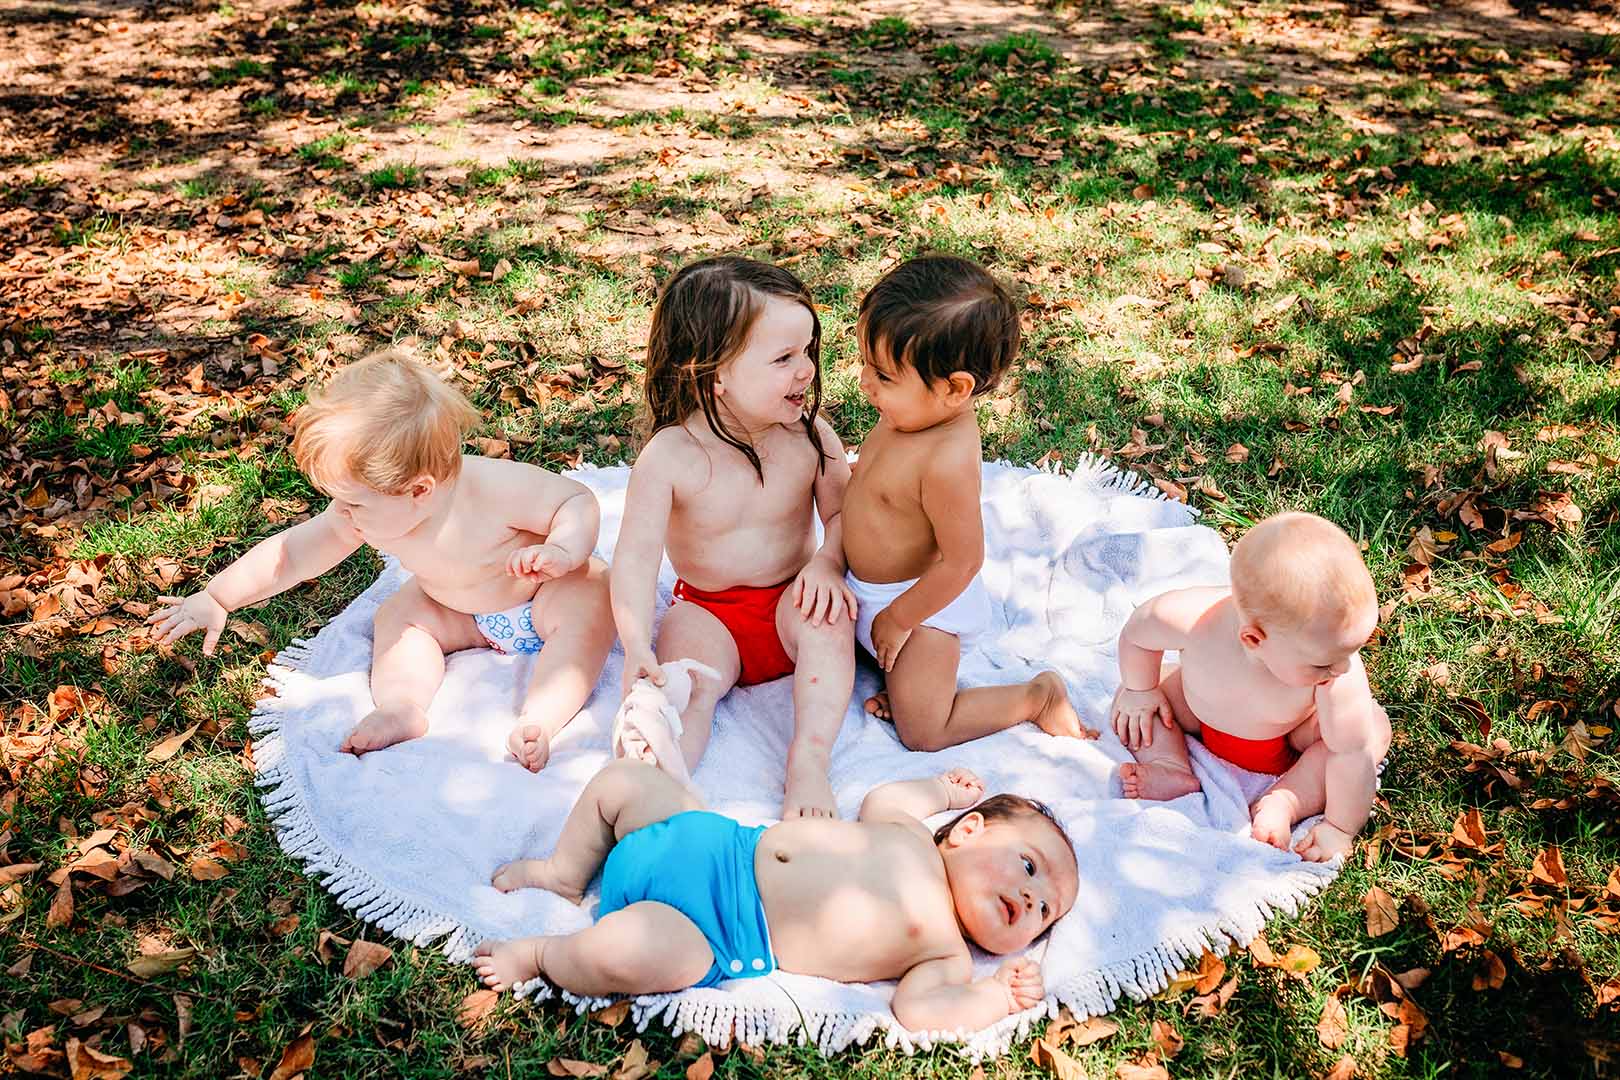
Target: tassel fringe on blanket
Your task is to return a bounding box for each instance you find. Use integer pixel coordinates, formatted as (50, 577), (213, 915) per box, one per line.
(250, 457), (1340, 1059)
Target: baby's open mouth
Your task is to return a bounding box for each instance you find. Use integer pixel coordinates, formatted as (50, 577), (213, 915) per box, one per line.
(786, 391), (806, 407)
(1001, 896), (1018, 925)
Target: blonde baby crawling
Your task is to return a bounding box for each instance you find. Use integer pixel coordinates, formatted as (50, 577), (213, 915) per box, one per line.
(843, 254), (1091, 750)
(477, 759), (1076, 1032)
(149, 350), (615, 765)
(1111, 512), (1391, 862)
(611, 256), (856, 819)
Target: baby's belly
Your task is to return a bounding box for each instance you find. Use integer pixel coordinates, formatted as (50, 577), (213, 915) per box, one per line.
(414, 571), (540, 616)
(1181, 672), (1309, 739)
(669, 531), (811, 591)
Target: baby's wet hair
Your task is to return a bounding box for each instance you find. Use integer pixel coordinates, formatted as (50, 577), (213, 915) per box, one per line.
(640, 255), (827, 482)
(857, 254), (1020, 395)
(933, 793), (1074, 860)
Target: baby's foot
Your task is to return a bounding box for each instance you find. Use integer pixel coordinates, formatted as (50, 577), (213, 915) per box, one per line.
(340, 703), (429, 755)
(1028, 672), (1099, 740)
(1249, 790), (1299, 850)
(864, 690), (892, 720)
(474, 937), (547, 992)
(782, 752), (837, 819)
(506, 723), (552, 773)
(1120, 761), (1201, 801)
(491, 857), (585, 902)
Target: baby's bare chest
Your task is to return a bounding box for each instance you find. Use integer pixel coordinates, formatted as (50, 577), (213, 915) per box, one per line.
(682, 444), (816, 526)
(379, 516), (530, 583)
(1180, 637), (1313, 733)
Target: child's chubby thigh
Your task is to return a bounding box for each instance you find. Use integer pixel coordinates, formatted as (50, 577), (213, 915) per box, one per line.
(754, 818), (950, 983)
(378, 553), (606, 653)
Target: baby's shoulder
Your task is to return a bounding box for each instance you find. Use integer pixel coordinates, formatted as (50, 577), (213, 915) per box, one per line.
(638, 425), (707, 474)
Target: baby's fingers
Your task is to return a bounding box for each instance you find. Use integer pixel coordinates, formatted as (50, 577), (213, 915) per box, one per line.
(839, 584), (857, 623)
(201, 622), (222, 656)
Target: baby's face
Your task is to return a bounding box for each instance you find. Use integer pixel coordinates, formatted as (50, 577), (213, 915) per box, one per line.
(856, 337), (961, 433)
(944, 815), (1078, 955)
(716, 294), (815, 429)
(1250, 607), (1377, 688)
(324, 475), (433, 542)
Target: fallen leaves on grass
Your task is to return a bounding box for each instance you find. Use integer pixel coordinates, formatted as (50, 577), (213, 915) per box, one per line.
(267, 1033), (315, 1080)
(548, 1059), (608, 1078)
(65, 1038), (132, 1080)
(144, 722), (200, 763)
(342, 939), (393, 979)
(1317, 994), (1349, 1048)
(457, 989), (499, 1031)
(1364, 886), (1399, 937)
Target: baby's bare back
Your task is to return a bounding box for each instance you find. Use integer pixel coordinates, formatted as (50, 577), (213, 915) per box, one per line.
(754, 818), (960, 983)
(663, 422), (820, 590)
(843, 415), (978, 583)
(373, 457), (549, 614)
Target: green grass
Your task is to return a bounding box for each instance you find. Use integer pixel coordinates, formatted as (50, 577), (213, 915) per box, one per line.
(3, 0), (1619, 1076)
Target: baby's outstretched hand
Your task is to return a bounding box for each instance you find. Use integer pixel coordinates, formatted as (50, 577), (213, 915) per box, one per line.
(507, 543), (575, 581)
(1294, 820), (1354, 863)
(1109, 685), (1173, 750)
(792, 556), (855, 627)
(993, 956), (1044, 1013)
(938, 768), (984, 810)
(146, 591), (228, 656)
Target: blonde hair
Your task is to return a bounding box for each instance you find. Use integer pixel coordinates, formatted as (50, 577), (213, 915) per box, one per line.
(1229, 512), (1376, 631)
(291, 349), (480, 495)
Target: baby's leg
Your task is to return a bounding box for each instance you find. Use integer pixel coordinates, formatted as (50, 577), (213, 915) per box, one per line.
(475, 901), (712, 995)
(882, 627), (1089, 752)
(1119, 666), (1202, 801)
(1250, 703), (1391, 849)
(506, 558), (616, 772)
(775, 590), (855, 818)
(493, 758), (700, 899)
(648, 601), (740, 771)
(347, 578), (485, 755)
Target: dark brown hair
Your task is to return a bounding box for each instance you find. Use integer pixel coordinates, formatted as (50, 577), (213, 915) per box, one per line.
(641, 255), (826, 482)
(933, 793), (1073, 856)
(857, 254), (1020, 395)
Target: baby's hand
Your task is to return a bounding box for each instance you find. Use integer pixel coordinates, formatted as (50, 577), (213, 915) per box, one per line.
(792, 556), (856, 627)
(993, 956), (1044, 1014)
(146, 591), (228, 656)
(938, 768), (984, 810)
(1295, 820), (1354, 863)
(1109, 685), (1173, 750)
(622, 644), (665, 696)
(507, 543), (576, 582)
(870, 608), (912, 672)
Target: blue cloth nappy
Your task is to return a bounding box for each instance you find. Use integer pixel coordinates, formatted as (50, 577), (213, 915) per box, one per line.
(598, 810), (775, 988)
(472, 599), (542, 655)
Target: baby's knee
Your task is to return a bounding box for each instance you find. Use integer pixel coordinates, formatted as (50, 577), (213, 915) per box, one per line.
(1368, 704), (1393, 759)
(893, 712), (952, 753)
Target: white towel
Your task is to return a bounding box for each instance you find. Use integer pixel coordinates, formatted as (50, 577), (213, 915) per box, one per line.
(251, 457), (1339, 1058)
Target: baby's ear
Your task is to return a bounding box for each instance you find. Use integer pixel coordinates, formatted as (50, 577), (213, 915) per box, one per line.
(945, 371), (977, 403)
(1238, 621), (1267, 650)
(944, 811), (985, 847)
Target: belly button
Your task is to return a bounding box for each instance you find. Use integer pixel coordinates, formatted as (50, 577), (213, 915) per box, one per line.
(774, 851), (790, 863)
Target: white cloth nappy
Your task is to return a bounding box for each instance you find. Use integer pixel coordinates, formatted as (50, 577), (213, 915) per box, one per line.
(845, 570), (992, 658)
(472, 600), (542, 655)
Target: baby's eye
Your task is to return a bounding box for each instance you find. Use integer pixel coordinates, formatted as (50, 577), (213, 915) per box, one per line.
(1040, 901), (1050, 919)
(1022, 856), (1035, 876)
(876, 373), (891, 383)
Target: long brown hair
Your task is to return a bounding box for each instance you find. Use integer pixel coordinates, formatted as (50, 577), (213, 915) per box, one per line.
(641, 256), (826, 482)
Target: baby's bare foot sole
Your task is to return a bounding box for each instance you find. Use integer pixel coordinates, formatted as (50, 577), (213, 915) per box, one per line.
(491, 859), (584, 903)
(506, 723), (552, 773)
(1249, 791), (1297, 849)
(782, 756), (837, 819)
(864, 691), (892, 720)
(1120, 761), (1202, 801)
(1030, 672), (1098, 740)
(474, 937), (546, 992)
(340, 704), (429, 755)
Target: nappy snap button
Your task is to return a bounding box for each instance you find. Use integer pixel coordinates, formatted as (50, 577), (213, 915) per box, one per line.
(729, 960), (743, 974)
(751, 958), (765, 971)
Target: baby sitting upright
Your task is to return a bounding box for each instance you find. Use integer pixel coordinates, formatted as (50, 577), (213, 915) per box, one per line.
(1110, 512), (1391, 862)
(149, 350), (615, 765)
(480, 759), (1076, 1032)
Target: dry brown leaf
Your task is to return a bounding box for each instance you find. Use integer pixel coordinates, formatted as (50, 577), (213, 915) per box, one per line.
(547, 1060), (608, 1078)
(1406, 527), (1439, 566)
(1031, 1036), (1086, 1080)
(612, 1039), (657, 1080)
(145, 722), (200, 763)
(1070, 1015), (1119, 1046)
(342, 939), (393, 979)
(1194, 948), (1226, 993)
(457, 989), (498, 1030)
(227, 620), (270, 646)
(65, 1038), (132, 1080)
(188, 856), (229, 881)
(1280, 944), (1322, 975)
(685, 1051), (715, 1080)
(1531, 846), (1567, 887)
(1224, 442), (1250, 463)
(1317, 995), (1349, 1048)
(592, 1001), (630, 1027)
(267, 1033), (315, 1080)
(1325, 1054), (1357, 1080)
(127, 948), (196, 977)
(1150, 1019), (1183, 1058)
(1363, 886), (1399, 937)
(47, 876), (75, 928)
(1116, 1057), (1171, 1080)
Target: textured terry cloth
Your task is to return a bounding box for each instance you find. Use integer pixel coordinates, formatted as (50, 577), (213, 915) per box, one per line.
(845, 569), (992, 658)
(672, 577), (795, 686)
(251, 457), (1343, 1060)
(1197, 723), (1300, 776)
(472, 598), (542, 655)
(600, 811), (775, 988)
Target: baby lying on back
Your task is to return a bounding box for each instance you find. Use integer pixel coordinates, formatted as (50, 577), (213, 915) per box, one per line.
(1111, 512), (1391, 862)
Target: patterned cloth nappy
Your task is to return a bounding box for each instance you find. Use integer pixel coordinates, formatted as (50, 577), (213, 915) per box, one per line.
(472, 600), (542, 655)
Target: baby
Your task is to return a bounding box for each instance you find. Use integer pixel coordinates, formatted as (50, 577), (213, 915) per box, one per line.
(478, 759), (1076, 1032)
(1111, 512), (1391, 862)
(612, 256), (856, 819)
(149, 350), (616, 764)
(842, 254), (1092, 750)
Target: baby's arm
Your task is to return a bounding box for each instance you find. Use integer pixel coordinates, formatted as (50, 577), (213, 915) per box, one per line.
(147, 508), (364, 654)
(609, 442), (677, 689)
(891, 952), (1044, 1031)
(792, 418), (856, 624)
(503, 463), (601, 580)
(1298, 659), (1387, 861)
(869, 445), (984, 670)
(1110, 588), (1209, 749)
(858, 768), (983, 825)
